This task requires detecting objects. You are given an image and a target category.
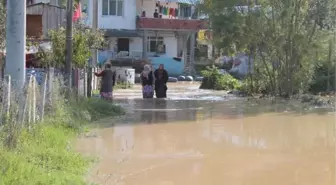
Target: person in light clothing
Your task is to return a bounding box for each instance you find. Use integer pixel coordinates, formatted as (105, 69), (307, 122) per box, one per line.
(140, 64), (154, 98)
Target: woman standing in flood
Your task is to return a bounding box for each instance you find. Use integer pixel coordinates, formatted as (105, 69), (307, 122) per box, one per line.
(141, 64), (154, 98)
(154, 64), (168, 98)
(94, 63), (116, 101)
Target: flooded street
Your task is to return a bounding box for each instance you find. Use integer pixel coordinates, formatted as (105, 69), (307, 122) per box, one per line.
(77, 83), (336, 185)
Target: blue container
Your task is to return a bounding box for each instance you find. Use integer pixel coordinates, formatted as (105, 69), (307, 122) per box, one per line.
(98, 50), (113, 64)
(150, 56), (184, 77)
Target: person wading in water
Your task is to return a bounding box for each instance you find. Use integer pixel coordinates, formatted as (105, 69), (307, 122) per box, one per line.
(94, 63), (116, 101)
(154, 64), (168, 98)
(140, 64), (154, 98)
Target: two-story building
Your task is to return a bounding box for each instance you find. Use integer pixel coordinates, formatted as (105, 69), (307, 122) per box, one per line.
(83, 0), (207, 76)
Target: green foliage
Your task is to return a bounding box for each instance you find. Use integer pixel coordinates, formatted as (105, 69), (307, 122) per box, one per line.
(309, 64), (335, 94)
(69, 97), (125, 122)
(0, 1), (5, 51)
(309, 40), (336, 94)
(58, 0), (81, 8)
(46, 25), (105, 68)
(201, 0), (336, 96)
(200, 66), (241, 90)
(0, 126), (90, 185)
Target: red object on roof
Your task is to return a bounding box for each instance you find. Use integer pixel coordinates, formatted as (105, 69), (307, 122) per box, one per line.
(73, 3), (82, 22)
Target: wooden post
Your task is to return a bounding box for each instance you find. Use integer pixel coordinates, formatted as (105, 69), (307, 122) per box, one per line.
(189, 31), (196, 76)
(32, 76), (36, 123)
(41, 73), (47, 121)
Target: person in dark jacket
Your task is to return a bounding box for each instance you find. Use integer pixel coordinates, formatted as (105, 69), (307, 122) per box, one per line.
(141, 64), (154, 98)
(94, 63), (116, 101)
(154, 64), (168, 98)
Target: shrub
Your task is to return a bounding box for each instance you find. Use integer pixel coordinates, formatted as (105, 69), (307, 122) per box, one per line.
(200, 65), (241, 90)
(309, 63), (335, 94)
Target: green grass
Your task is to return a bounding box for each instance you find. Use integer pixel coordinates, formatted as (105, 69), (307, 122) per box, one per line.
(0, 125), (89, 185)
(0, 97), (125, 185)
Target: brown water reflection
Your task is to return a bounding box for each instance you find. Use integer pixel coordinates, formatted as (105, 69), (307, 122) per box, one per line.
(77, 99), (335, 185)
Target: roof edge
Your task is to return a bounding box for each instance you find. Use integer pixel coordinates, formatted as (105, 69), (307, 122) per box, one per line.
(26, 2), (65, 9)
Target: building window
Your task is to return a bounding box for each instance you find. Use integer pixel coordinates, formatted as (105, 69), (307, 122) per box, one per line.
(179, 5), (192, 18)
(102, 0), (124, 16)
(148, 37), (165, 53)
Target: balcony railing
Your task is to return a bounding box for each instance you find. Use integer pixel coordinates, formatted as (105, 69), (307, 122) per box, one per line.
(136, 17), (208, 31)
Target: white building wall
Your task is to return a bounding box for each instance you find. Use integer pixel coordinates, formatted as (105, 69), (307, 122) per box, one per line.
(141, 0), (156, 18)
(146, 31), (178, 57)
(33, 0), (51, 3)
(31, 0), (60, 6)
(87, 0), (137, 30)
(106, 32), (178, 58)
(163, 37), (177, 57)
(85, 0), (181, 29)
(129, 38), (143, 52)
(86, 0), (93, 26)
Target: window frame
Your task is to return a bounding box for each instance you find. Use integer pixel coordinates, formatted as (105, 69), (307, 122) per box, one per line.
(147, 37), (165, 53)
(101, 0), (124, 17)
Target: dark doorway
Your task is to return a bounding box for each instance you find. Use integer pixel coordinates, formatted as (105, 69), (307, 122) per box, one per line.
(117, 38), (130, 53)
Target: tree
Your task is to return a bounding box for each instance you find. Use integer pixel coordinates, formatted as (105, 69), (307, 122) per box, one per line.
(0, 1), (5, 51)
(200, 0), (335, 96)
(0, 1), (6, 77)
(46, 23), (105, 68)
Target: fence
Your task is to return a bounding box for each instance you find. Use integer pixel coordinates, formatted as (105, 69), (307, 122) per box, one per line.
(0, 67), (100, 128)
(26, 68), (100, 96)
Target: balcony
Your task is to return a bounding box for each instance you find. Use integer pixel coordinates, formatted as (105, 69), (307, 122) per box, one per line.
(136, 17), (208, 31)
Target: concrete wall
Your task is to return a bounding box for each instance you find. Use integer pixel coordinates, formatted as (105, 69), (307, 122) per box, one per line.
(87, 0), (137, 30)
(105, 31), (178, 58)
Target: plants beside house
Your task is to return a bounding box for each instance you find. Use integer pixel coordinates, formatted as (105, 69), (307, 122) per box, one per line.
(200, 65), (241, 91)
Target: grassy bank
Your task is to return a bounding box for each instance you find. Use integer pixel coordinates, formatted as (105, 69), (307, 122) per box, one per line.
(0, 93), (124, 185)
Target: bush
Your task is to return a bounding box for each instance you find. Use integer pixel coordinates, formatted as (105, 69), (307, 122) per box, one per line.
(70, 97), (125, 122)
(309, 63), (335, 94)
(200, 66), (241, 90)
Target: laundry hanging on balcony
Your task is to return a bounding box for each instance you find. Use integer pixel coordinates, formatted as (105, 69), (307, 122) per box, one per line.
(156, 0), (187, 18)
(159, 0), (196, 4)
(159, 6), (178, 18)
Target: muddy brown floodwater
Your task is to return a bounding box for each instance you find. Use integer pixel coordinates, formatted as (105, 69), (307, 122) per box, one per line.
(76, 83), (336, 185)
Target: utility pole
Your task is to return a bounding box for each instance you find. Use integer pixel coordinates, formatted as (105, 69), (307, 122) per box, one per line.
(65, 0), (73, 91)
(5, 0), (26, 89)
(88, 0), (98, 97)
